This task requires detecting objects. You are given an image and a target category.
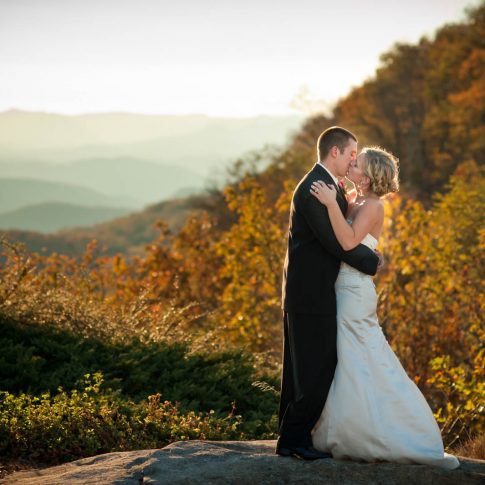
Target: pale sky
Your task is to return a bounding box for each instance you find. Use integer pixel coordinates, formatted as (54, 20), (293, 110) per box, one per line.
(0, 0), (477, 117)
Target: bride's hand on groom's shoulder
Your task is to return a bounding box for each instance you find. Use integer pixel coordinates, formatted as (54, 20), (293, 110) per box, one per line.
(310, 180), (337, 206)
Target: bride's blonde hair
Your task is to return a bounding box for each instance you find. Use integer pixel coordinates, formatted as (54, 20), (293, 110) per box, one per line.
(361, 146), (400, 197)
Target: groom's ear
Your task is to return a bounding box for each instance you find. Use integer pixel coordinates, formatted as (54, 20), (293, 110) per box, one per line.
(330, 146), (339, 158)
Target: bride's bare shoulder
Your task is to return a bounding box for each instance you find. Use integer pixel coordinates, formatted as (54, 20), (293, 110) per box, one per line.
(361, 198), (384, 222)
(364, 197), (384, 208)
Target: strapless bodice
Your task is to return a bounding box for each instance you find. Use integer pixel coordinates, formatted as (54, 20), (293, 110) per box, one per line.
(360, 232), (378, 250)
(345, 217), (378, 250)
(340, 219), (378, 274)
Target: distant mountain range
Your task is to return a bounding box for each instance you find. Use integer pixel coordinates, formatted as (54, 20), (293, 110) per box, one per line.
(0, 109), (301, 237)
(0, 178), (139, 214)
(0, 158), (205, 209)
(0, 175), (209, 233)
(0, 193), (222, 257)
(0, 110), (302, 233)
(0, 110), (303, 176)
(0, 201), (132, 233)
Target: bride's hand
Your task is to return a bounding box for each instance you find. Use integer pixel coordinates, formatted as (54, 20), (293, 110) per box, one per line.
(310, 180), (337, 206)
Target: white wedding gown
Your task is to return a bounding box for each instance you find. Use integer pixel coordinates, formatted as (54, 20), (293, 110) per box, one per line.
(312, 232), (460, 470)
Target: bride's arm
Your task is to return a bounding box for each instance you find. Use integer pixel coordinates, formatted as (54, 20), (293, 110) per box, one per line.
(310, 181), (382, 250)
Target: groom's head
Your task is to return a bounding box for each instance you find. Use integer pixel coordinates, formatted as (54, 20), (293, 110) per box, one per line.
(317, 126), (358, 177)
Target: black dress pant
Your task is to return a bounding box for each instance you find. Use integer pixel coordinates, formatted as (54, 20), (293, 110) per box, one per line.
(278, 311), (338, 448)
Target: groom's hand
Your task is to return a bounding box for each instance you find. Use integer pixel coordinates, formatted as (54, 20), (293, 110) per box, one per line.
(375, 250), (385, 272)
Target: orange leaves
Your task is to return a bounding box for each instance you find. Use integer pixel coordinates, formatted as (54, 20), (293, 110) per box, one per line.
(213, 177), (287, 353)
(376, 161), (484, 441)
(329, 4), (484, 197)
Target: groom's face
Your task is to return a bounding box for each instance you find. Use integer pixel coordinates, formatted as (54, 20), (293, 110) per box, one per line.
(335, 139), (358, 177)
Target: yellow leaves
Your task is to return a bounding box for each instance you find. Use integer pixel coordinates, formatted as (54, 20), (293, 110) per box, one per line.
(212, 178), (286, 351)
(427, 349), (485, 444)
(464, 400), (476, 411)
(378, 162), (483, 444)
(274, 179), (297, 215)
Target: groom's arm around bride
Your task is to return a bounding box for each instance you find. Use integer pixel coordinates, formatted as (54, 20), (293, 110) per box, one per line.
(282, 150), (379, 316)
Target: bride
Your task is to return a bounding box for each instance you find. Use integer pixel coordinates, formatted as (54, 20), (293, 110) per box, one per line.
(309, 146), (459, 470)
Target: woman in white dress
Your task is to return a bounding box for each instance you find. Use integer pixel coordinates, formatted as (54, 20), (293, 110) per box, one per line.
(309, 146), (459, 470)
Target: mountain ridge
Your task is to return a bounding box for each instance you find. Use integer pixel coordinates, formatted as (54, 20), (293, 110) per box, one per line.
(0, 201), (133, 233)
(0, 177), (141, 214)
(0, 110), (303, 154)
(0, 159), (206, 207)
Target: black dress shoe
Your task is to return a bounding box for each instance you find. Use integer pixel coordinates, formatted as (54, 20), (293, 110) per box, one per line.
(276, 445), (332, 460)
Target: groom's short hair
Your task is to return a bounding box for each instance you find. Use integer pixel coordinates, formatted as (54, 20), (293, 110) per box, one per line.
(317, 126), (357, 160)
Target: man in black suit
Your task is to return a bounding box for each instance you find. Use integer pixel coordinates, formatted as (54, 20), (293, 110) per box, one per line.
(277, 126), (380, 460)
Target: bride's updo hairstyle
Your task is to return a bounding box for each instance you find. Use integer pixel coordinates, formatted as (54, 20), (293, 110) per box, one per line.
(361, 146), (400, 197)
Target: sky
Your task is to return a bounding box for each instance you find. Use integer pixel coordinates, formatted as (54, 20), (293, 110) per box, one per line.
(0, 0), (478, 117)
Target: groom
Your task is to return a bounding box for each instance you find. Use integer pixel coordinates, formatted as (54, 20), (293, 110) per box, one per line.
(277, 126), (380, 460)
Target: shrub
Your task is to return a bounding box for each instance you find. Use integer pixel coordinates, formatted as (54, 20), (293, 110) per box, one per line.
(0, 373), (244, 463)
(0, 316), (279, 425)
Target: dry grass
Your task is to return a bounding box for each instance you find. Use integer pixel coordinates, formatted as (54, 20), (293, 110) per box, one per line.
(452, 434), (485, 460)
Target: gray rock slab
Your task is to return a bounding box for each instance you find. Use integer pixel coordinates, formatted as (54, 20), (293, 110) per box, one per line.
(5, 440), (485, 485)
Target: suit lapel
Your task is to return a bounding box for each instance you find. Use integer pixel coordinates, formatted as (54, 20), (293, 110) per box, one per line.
(313, 164), (348, 213)
(337, 182), (348, 212)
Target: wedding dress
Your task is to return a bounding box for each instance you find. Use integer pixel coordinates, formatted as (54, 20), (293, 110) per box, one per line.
(312, 230), (460, 470)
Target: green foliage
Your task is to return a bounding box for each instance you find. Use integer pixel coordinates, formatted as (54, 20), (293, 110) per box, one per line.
(0, 373), (243, 462)
(428, 352), (484, 448)
(0, 316), (279, 422)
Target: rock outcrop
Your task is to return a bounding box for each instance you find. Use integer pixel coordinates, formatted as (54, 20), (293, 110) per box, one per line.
(6, 440), (485, 484)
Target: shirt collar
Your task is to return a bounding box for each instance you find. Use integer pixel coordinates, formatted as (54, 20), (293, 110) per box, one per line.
(317, 161), (339, 186)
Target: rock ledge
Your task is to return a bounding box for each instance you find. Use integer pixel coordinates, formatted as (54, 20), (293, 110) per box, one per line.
(6, 440), (485, 484)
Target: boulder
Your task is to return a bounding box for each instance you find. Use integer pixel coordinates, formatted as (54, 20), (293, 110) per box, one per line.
(6, 440), (485, 484)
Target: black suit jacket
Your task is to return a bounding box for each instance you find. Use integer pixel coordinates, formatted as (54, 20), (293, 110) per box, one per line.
(282, 163), (379, 315)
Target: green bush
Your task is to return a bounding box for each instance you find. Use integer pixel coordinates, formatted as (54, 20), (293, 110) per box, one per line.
(0, 316), (278, 413)
(0, 373), (243, 462)
(0, 316), (279, 450)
